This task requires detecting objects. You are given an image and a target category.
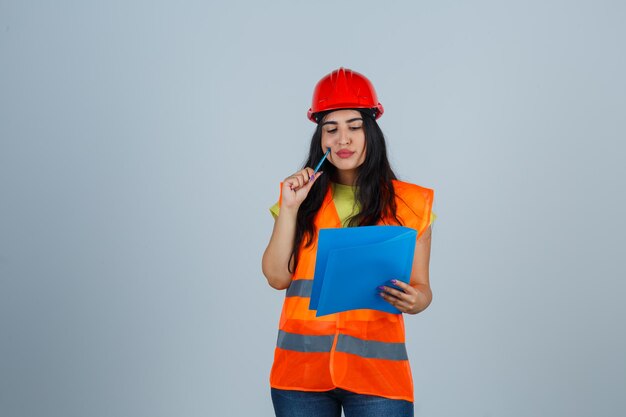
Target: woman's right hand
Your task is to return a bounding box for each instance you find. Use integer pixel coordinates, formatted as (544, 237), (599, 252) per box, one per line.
(281, 168), (323, 209)
(263, 168), (322, 290)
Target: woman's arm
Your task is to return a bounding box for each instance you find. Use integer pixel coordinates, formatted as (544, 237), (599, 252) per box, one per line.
(379, 225), (433, 314)
(262, 205), (298, 290)
(262, 168), (321, 290)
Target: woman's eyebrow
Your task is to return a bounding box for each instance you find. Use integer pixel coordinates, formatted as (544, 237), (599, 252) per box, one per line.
(321, 117), (363, 126)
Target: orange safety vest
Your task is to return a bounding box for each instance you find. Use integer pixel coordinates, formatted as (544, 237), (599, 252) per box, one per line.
(269, 180), (434, 402)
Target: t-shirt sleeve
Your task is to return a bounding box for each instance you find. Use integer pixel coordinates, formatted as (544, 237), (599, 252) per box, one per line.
(269, 182), (283, 219)
(269, 202), (280, 219)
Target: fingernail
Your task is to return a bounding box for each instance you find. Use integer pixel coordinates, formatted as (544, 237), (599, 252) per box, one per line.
(379, 292), (385, 297)
(391, 279), (397, 284)
(309, 175), (314, 181)
(377, 286), (385, 291)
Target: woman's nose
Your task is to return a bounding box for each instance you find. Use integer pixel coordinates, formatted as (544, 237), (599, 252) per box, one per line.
(338, 129), (351, 145)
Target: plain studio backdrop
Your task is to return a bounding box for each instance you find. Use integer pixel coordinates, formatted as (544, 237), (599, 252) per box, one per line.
(1, 1), (625, 416)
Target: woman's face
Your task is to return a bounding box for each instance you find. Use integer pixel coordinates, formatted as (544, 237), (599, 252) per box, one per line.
(320, 109), (367, 178)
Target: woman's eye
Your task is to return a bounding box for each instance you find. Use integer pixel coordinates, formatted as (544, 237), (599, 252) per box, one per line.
(326, 129), (337, 134)
(350, 125), (362, 130)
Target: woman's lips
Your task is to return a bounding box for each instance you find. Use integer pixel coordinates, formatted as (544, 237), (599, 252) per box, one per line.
(336, 150), (355, 159)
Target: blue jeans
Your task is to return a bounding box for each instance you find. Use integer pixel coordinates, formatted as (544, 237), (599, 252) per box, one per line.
(271, 388), (414, 417)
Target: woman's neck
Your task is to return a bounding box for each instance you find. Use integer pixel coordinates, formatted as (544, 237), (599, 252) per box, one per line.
(335, 169), (357, 186)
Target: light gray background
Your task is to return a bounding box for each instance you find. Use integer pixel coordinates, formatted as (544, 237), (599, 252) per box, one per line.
(1, 1), (625, 416)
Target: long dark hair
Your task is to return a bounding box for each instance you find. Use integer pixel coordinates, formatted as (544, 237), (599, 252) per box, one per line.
(290, 110), (402, 273)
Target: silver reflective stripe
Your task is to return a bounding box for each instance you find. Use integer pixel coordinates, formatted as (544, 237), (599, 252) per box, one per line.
(336, 334), (408, 361)
(286, 280), (313, 298)
(276, 330), (334, 353)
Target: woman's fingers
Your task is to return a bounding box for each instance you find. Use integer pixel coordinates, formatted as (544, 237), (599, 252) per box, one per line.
(295, 168), (315, 190)
(379, 280), (412, 299)
(284, 176), (302, 192)
(379, 292), (410, 312)
(286, 168), (317, 192)
(380, 291), (412, 313)
(379, 288), (406, 305)
(291, 173), (305, 189)
(379, 280), (418, 313)
(287, 171), (304, 190)
(281, 168), (323, 208)
(388, 279), (415, 294)
(304, 170), (323, 190)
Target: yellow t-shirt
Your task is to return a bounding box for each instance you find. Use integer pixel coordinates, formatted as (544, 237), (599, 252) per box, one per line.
(270, 182), (436, 227)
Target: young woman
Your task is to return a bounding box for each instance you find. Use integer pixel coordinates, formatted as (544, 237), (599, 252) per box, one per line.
(262, 67), (435, 417)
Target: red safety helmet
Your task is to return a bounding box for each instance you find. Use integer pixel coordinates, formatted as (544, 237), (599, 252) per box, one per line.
(307, 67), (384, 123)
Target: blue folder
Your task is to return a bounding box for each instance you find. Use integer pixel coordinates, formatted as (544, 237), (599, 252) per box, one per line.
(310, 225), (417, 316)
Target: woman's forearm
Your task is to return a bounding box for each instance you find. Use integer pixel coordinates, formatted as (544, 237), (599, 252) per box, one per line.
(262, 206), (299, 289)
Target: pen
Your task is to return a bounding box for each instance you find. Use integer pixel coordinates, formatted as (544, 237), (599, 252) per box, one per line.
(311, 148), (331, 180)
(290, 148), (331, 191)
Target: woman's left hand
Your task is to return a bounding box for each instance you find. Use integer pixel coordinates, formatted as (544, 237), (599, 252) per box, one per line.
(379, 280), (429, 315)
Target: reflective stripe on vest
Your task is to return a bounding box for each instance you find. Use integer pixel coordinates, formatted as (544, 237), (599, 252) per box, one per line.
(336, 334), (408, 361)
(277, 330), (333, 353)
(277, 330), (408, 361)
(286, 280), (313, 298)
